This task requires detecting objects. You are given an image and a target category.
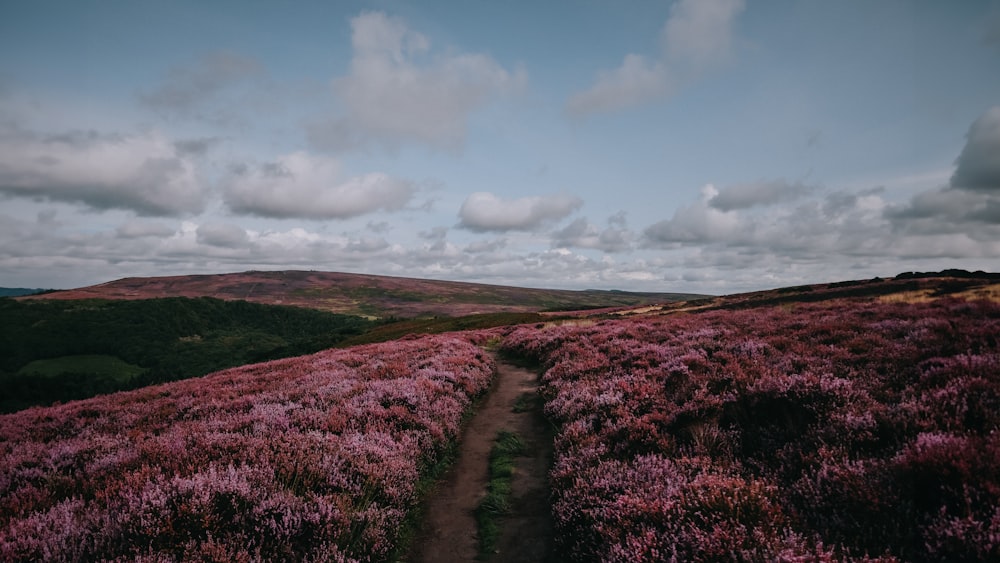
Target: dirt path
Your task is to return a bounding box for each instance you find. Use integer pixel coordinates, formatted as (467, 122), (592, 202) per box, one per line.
(410, 356), (553, 563)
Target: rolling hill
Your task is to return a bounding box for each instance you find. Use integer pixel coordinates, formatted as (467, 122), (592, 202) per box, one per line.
(20, 269), (706, 318)
(496, 278), (1000, 561)
(3, 270), (1000, 560)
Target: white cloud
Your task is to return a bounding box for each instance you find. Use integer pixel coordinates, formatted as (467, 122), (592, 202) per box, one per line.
(662, 0), (744, 67)
(419, 226), (448, 241)
(458, 191), (582, 232)
(0, 127), (205, 215)
(308, 11), (525, 151)
(708, 179), (814, 211)
(640, 168), (1000, 270)
(196, 223), (250, 248)
(644, 184), (745, 243)
(222, 151), (414, 219)
(568, 0), (744, 116)
(346, 236), (391, 253)
(551, 216), (633, 252)
(465, 238), (507, 254)
(566, 55), (670, 116)
(3, 191), (997, 294)
(890, 233), (1000, 260)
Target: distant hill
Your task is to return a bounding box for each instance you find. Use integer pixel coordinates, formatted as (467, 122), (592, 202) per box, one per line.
(0, 288), (48, 297)
(608, 269), (1000, 318)
(19, 270), (706, 318)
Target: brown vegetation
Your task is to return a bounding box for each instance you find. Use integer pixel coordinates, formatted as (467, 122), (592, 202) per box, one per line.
(21, 270), (704, 319)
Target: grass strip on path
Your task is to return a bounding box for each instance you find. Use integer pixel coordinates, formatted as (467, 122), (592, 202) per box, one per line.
(475, 430), (526, 559)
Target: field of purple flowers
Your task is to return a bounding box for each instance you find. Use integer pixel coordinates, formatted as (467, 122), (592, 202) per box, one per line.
(0, 335), (494, 562)
(501, 298), (1000, 561)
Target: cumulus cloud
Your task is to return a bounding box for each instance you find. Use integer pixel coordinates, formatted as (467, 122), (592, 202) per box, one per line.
(661, 0), (744, 67)
(308, 11), (525, 151)
(566, 55), (671, 116)
(888, 107), (1000, 233)
(419, 226), (448, 241)
(708, 179), (813, 211)
(950, 106), (1000, 192)
(568, 0), (744, 116)
(887, 188), (983, 222)
(886, 187), (1000, 237)
(196, 223), (250, 248)
(0, 127), (206, 215)
(346, 236), (391, 253)
(644, 184), (744, 243)
(156, 222), (401, 266)
(551, 215), (633, 252)
(642, 180), (908, 265)
(465, 238), (507, 254)
(417, 226), (449, 252)
(637, 152), (1000, 273)
(458, 191), (582, 232)
(222, 151), (414, 219)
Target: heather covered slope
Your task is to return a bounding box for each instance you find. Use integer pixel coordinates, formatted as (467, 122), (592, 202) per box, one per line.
(499, 296), (1000, 561)
(5, 273), (1000, 562)
(0, 335), (494, 561)
(611, 270), (1000, 319)
(21, 270), (704, 318)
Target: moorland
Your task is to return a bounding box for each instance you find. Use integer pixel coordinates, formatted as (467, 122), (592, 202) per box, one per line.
(1, 269), (999, 561)
(1, 271), (699, 413)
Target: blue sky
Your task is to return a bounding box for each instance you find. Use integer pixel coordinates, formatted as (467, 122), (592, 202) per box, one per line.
(1, 0), (999, 293)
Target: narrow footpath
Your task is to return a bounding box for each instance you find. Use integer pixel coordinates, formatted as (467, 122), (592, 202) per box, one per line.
(410, 355), (553, 563)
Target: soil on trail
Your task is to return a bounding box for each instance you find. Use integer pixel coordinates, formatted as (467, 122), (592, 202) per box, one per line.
(410, 356), (554, 563)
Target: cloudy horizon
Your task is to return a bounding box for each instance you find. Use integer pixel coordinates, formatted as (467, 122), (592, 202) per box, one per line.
(1, 1), (999, 294)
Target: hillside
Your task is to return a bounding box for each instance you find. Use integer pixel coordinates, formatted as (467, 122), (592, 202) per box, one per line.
(3, 271), (1000, 561)
(497, 286), (1000, 561)
(608, 270), (1000, 318)
(0, 335), (495, 561)
(0, 297), (376, 412)
(19, 270), (705, 318)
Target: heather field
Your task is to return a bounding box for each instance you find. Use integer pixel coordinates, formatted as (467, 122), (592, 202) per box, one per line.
(500, 297), (1000, 561)
(0, 335), (494, 561)
(3, 280), (1000, 562)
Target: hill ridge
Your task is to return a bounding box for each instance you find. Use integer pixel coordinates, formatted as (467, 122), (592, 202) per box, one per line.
(20, 269), (706, 318)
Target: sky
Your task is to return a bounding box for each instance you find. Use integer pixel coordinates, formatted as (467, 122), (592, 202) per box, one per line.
(1, 0), (999, 294)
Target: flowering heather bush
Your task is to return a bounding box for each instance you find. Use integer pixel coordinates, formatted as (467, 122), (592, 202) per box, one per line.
(0, 335), (494, 562)
(501, 298), (1000, 561)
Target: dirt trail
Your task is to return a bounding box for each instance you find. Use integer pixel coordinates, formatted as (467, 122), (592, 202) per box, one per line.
(410, 356), (553, 563)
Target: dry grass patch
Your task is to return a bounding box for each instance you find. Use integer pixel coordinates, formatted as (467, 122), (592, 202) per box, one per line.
(879, 289), (937, 304)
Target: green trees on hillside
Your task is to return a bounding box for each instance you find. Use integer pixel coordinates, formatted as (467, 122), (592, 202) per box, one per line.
(0, 297), (376, 411)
